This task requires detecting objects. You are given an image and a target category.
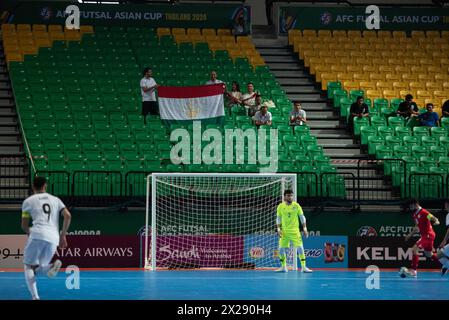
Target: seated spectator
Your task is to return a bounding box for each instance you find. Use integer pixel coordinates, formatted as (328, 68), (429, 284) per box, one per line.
(418, 103), (439, 127)
(442, 99), (449, 119)
(289, 101), (307, 127)
(225, 81), (243, 109)
(205, 70), (224, 85)
(349, 96), (369, 130)
(253, 105), (272, 128)
(241, 82), (258, 113)
(397, 94), (419, 126)
(248, 95), (263, 117)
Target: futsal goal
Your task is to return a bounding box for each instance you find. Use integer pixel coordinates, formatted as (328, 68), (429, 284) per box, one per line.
(144, 173), (297, 270)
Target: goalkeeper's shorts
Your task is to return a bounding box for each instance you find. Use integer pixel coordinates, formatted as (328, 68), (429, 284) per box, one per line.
(279, 232), (303, 248)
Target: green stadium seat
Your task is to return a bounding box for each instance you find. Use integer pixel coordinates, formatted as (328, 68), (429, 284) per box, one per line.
(431, 127), (447, 139)
(413, 126), (430, 138)
(333, 89), (348, 109)
(327, 82), (342, 100)
(395, 126), (411, 139)
(360, 126), (376, 145)
(370, 115), (386, 128)
(420, 135), (438, 147)
(430, 146), (447, 161)
(368, 136), (385, 155)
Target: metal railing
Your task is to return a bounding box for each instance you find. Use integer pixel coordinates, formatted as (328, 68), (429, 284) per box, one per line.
(4, 160), (449, 207)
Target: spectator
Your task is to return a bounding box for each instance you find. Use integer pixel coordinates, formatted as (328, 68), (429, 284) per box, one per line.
(225, 81), (243, 110)
(253, 105), (272, 128)
(140, 67), (159, 124)
(205, 70), (224, 85)
(418, 103), (439, 127)
(248, 95), (263, 118)
(289, 101), (307, 127)
(349, 96), (369, 130)
(265, 0), (274, 26)
(397, 94), (419, 126)
(241, 82), (258, 114)
(442, 99), (449, 119)
(232, 16), (248, 36)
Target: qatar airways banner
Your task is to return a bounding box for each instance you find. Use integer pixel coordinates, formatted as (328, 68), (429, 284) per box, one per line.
(52, 236), (140, 268)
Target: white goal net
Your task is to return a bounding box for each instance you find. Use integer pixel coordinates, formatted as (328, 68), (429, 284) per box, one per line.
(144, 173), (297, 270)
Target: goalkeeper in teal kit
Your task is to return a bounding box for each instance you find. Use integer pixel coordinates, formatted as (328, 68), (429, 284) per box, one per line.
(275, 189), (312, 273)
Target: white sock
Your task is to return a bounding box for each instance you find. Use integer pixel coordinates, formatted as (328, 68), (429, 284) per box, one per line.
(24, 265), (39, 300)
(439, 257), (449, 269)
(36, 264), (52, 276)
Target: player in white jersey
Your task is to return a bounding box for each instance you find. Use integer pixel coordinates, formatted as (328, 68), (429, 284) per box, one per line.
(437, 200), (449, 276)
(21, 177), (72, 300)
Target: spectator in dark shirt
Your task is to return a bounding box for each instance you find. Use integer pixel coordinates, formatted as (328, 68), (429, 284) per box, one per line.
(418, 103), (439, 127)
(442, 99), (449, 119)
(397, 94), (419, 123)
(349, 96), (369, 130)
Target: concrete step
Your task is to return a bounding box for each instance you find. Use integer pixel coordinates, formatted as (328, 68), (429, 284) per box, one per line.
(0, 91), (12, 98)
(0, 167), (29, 176)
(278, 78), (315, 86)
(0, 110), (15, 117)
(0, 100), (14, 107)
(0, 117), (16, 124)
(272, 70), (310, 78)
(287, 93), (323, 101)
(0, 146), (22, 153)
(317, 138), (355, 145)
(310, 129), (352, 136)
(0, 190), (30, 200)
(307, 114), (340, 121)
(0, 82), (11, 90)
(253, 39), (288, 47)
(0, 127), (19, 134)
(267, 63), (304, 71)
(306, 119), (340, 128)
(0, 74), (8, 81)
(306, 110), (335, 117)
(282, 86), (321, 94)
(257, 48), (292, 56)
(264, 56), (299, 63)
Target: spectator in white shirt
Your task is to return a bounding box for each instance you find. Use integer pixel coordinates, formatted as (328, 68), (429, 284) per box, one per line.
(140, 67), (159, 124)
(241, 82), (258, 115)
(205, 71), (224, 85)
(289, 101), (307, 126)
(253, 105), (272, 128)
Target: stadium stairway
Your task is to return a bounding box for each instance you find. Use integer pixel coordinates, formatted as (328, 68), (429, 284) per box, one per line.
(0, 38), (29, 201)
(253, 37), (398, 202)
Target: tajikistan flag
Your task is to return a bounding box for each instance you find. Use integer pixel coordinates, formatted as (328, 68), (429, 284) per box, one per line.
(158, 84), (226, 126)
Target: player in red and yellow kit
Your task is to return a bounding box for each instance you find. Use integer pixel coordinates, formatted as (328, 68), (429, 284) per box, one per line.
(401, 199), (440, 278)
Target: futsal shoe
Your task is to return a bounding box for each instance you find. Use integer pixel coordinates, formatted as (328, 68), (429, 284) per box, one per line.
(301, 266), (313, 273)
(47, 259), (62, 278)
(275, 266), (288, 273)
(404, 268), (417, 278)
(442, 267), (448, 277)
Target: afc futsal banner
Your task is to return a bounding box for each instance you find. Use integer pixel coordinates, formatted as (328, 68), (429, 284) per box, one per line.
(244, 235), (348, 269)
(158, 84), (225, 125)
(279, 6), (449, 34)
(3, 1), (251, 30)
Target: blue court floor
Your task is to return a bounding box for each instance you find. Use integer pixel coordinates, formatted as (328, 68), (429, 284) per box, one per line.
(0, 269), (448, 300)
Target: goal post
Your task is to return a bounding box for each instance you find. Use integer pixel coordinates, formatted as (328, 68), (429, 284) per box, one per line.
(144, 173), (297, 270)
